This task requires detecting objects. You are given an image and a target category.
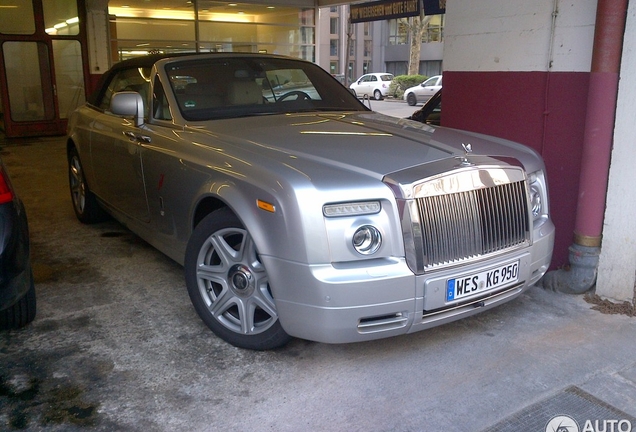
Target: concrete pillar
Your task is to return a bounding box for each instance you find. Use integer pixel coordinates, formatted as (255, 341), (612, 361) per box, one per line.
(596, 0), (636, 303)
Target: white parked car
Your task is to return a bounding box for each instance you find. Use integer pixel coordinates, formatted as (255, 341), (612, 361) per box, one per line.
(404, 74), (442, 106)
(350, 73), (394, 100)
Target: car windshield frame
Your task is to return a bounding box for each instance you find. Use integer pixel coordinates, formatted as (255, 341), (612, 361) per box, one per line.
(164, 56), (368, 122)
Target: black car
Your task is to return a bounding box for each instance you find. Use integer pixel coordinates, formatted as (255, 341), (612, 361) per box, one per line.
(0, 155), (36, 329)
(408, 89), (442, 126)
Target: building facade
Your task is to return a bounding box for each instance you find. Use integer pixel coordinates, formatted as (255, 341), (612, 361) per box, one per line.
(315, 4), (444, 84)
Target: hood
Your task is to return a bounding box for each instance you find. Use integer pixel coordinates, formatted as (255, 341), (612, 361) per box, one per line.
(183, 111), (542, 180)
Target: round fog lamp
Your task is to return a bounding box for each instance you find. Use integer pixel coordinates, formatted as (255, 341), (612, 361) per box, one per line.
(352, 225), (382, 255)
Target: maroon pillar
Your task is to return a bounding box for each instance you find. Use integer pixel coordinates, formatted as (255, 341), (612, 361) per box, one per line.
(573, 0), (628, 247)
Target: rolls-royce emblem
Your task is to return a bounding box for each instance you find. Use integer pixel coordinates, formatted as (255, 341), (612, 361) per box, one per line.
(457, 143), (473, 166)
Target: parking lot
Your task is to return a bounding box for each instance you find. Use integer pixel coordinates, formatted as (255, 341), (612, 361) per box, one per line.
(2, 118), (636, 430)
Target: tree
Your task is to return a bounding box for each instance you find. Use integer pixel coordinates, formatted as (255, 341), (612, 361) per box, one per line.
(400, 13), (433, 75)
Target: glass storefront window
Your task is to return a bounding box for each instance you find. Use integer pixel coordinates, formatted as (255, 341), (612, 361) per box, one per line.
(43, 0), (80, 36)
(421, 15), (445, 43)
(300, 27), (314, 45)
(330, 17), (338, 35)
(109, 5), (314, 62)
(388, 19), (408, 45)
(0, 0), (35, 34)
(3, 42), (55, 122)
(364, 22), (371, 37)
(52, 40), (85, 118)
(299, 46), (314, 62)
(299, 9), (314, 26)
(330, 39), (338, 56)
(364, 40), (372, 57)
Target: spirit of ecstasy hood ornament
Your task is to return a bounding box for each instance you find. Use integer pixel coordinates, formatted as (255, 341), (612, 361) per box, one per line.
(457, 143), (473, 166)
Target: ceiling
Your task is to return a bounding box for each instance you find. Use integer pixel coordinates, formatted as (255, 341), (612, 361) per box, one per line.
(107, 0), (313, 15)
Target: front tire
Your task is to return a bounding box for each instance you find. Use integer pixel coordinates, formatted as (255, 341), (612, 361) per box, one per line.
(68, 147), (108, 224)
(184, 209), (291, 350)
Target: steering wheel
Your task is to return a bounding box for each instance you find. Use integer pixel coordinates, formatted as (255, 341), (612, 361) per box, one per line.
(277, 91), (311, 102)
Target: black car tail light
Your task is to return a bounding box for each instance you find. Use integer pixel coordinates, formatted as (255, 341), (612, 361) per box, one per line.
(0, 167), (15, 204)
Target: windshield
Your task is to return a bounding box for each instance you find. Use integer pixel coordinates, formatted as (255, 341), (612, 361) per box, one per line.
(165, 56), (367, 121)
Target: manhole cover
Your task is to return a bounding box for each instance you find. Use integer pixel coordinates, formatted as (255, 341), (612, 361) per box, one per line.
(481, 386), (635, 432)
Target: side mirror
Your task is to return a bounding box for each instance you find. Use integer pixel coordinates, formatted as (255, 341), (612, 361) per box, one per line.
(111, 91), (145, 127)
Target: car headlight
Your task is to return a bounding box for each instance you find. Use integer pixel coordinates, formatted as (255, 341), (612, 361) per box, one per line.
(352, 225), (382, 255)
(528, 171), (548, 220)
(530, 184), (542, 218)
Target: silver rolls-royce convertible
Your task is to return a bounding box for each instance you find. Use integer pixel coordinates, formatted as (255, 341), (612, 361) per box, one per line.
(67, 53), (554, 350)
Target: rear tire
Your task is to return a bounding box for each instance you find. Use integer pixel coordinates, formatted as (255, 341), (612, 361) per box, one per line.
(68, 146), (108, 224)
(185, 208), (291, 350)
(407, 93), (417, 106)
(0, 280), (36, 330)
(373, 89), (383, 100)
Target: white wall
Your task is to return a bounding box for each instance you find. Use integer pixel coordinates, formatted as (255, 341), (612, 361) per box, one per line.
(443, 0), (596, 72)
(596, 0), (636, 302)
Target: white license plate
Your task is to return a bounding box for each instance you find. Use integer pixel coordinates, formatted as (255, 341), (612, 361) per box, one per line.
(446, 261), (520, 302)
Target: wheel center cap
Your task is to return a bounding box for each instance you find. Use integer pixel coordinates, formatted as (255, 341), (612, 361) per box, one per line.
(229, 264), (254, 295)
(233, 273), (249, 290)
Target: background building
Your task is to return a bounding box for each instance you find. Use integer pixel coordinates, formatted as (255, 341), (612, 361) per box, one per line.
(315, 4), (444, 83)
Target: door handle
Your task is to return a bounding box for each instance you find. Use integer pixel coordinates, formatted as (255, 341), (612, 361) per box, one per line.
(122, 131), (152, 143)
(123, 131), (137, 141)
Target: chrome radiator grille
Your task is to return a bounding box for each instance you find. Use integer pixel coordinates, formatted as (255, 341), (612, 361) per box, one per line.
(416, 180), (530, 269)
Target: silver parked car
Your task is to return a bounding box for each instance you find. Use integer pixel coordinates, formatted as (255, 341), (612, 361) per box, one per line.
(67, 53), (554, 350)
(404, 74), (443, 106)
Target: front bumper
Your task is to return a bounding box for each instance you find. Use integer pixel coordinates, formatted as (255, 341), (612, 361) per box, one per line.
(266, 219), (555, 344)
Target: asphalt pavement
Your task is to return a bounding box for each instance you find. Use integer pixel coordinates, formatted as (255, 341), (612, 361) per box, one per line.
(361, 97), (421, 118)
(1, 106), (635, 431)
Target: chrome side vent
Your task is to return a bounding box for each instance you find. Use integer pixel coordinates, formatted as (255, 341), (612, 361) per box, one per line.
(417, 180), (530, 269)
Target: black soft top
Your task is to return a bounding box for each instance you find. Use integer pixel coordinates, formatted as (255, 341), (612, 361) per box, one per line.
(88, 53), (174, 106)
(87, 52), (301, 106)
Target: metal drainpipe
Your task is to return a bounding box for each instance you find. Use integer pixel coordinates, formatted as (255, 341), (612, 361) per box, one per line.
(543, 0), (628, 293)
